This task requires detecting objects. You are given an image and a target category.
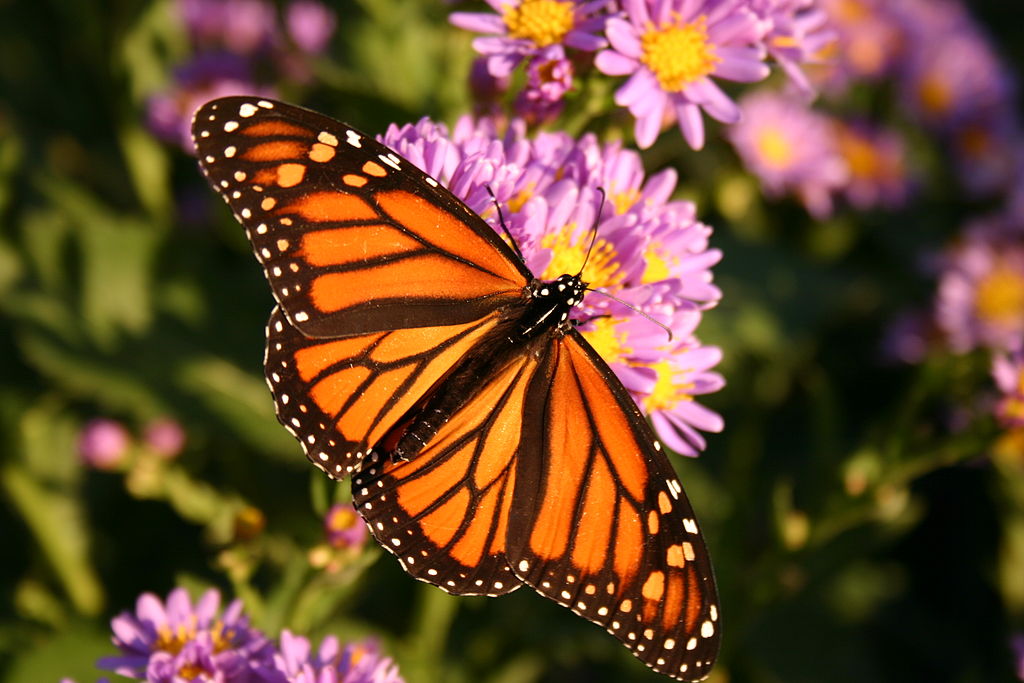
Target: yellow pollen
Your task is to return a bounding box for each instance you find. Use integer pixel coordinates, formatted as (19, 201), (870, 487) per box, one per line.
(540, 228), (624, 290)
(642, 241), (679, 284)
(643, 360), (694, 413)
(506, 186), (534, 214)
(974, 261), (1024, 326)
(580, 317), (631, 364)
(504, 0), (575, 47)
(640, 16), (719, 92)
(756, 127), (794, 168)
(328, 507), (358, 531)
(610, 188), (641, 214)
(834, 0), (870, 22)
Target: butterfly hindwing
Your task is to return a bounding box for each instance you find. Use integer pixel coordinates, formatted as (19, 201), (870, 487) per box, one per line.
(191, 97), (529, 339)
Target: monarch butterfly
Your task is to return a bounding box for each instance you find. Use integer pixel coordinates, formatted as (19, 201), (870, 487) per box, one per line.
(191, 97), (720, 681)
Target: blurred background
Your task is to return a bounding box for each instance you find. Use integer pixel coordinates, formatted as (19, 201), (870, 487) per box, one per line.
(2, 0), (1024, 681)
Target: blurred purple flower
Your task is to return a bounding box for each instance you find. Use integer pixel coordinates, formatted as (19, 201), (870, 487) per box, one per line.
(451, 0), (611, 78)
(514, 47), (574, 123)
(594, 0), (770, 149)
(750, 0), (837, 95)
(880, 308), (936, 365)
(1013, 633), (1024, 681)
(381, 115), (724, 453)
(813, 0), (904, 93)
(324, 503), (368, 550)
(833, 119), (910, 211)
(143, 418), (187, 459)
(950, 112), (1024, 199)
(258, 631), (403, 683)
(78, 418), (131, 470)
(935, 217), (1024, 353)
(285, 0), (337, 54)
(899, 19), (1015, 132)
(727, 89), (847, 218)
(993, 347), (1024, 429)
(179, 0), (277, 55)
(98, 587), (273, 682)
(147, 53), (275, 151)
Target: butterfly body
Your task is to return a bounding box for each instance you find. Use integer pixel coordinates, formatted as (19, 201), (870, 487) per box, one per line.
(192, 96), (720, 681)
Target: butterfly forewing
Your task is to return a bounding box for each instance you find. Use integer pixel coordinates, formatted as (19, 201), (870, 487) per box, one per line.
(191, 97), (529, 339)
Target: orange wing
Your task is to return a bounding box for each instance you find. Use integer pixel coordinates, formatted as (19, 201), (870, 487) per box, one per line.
(509, 331), (720, 681)
(350, 347), (545, 595)
(191, 97), (529, 339)
(352, 329), (719, 680)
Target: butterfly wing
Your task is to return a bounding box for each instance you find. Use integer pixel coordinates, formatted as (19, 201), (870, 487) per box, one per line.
(511, 331), (720, 681)
(352, 328), (719, 680)
(191, 97), (530, 339)
(194, 96), (534, 477)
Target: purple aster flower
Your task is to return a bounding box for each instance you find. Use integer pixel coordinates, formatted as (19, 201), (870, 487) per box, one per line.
(179, 0), (278, 55)
(899, 18), (1015, 132)
(935, 217), (1024, 353)
(324, 503), (368, 550)
(147, 53), (274, 151)
(258, 631), (403, 683)
(78, 418), (131, 470)
(514, 47), (575, 123)
(595, 0), (771, 149)
(949, 111), (1024, 199)
(880, 308), (937, 365)
(99, 587), (273, 682)
(143, 418), (187, 459)
(993, 347), (1024, 429)
(451, 0), (611, 78)
(727, 89), (848, 218)
(814, 0), (903, 90)
(381, 115), (724, 453)
(833, 119), (910, 211)
(285, 0), (337, 54)
(749, 0), (837, 95)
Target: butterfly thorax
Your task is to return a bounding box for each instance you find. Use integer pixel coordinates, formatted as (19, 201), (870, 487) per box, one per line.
(517, 273), (586, 340)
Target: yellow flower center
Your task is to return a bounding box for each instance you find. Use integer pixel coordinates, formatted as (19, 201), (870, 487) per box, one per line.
(642, 241), (679, 284)
(756, 127), (794, 168)
(974, 261), (1024, 326)
(504, 0), (575, 47)
(643, 360), (694, 412)
(959, 126), (991, 158)
(580, 317), (631, 363)
(837, 127), (880, 179)
(327, 507), (358, 532)
(918, 73), (952, 115)
(540, 227), (624, 290)
(833, 0), (869, 22)
(155, 619), (236, 656)
(641, 16), (719, 92)
(610, 187), (641, 214)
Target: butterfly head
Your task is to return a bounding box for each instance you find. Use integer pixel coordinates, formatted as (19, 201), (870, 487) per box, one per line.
(519, 273), (587, 338)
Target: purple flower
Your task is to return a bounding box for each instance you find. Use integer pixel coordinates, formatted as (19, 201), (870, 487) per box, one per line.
(1013, 633), (1024, 681)
(727, 89), (847, 218)
(143, 418), (187, 459)
(899, 18), (1015, 132)
(749, 0), (837, 95)
(382, 115), (724, 453)
(815, 0), (903, 90)
(514, 47), (574, 122)
(594, 0), (771, 149)
(258, 631), (403, 683)
(285, 0), (337, 54)
(949, 112), (1024, 199)
(179, 0), (278, 55)
(993, 347), (1024, 429)
(324, 503), (368, 550)
(833, 119), (910, 211)
(147, 53), (275, 151)
(935, 217), (1024, 353)
(451, 0), (611, 78)
(98, 587), (273, 682)
(78, 418), (131, 470)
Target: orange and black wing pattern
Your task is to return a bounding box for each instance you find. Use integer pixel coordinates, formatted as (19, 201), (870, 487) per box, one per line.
(191, 97), (529, 339)
(352, 329), (720, 680)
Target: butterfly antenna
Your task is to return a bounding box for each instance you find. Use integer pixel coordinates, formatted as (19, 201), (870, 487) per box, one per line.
(584, 286), (674, 343)
(487, 186), (525, 264)
(577, 187), (607, 279)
